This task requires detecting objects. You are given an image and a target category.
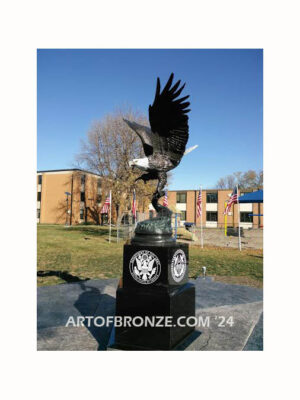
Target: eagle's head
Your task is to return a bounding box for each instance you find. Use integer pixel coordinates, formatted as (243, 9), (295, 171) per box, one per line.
(129, 157), (149, 171)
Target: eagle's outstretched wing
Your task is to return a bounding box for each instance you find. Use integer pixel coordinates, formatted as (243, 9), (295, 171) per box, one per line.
(123, 119), (154, 157)
(148, 73), (190, 158)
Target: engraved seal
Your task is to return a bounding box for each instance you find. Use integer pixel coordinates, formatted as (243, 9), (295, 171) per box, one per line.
(129, 250), (161, 284)
(171, 249), (187, 282)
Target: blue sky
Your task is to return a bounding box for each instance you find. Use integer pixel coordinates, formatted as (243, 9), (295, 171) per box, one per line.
(37, 49), (263, 189)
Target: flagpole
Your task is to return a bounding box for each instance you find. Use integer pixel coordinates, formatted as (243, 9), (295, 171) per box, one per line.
(224, 201), (228, 237)
(200, 186), (203, 248)
(109, 190), (112, 243)
(237, 185), (241, 251)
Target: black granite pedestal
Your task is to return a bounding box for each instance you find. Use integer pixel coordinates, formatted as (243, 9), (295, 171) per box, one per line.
(110, 241), (196, 350)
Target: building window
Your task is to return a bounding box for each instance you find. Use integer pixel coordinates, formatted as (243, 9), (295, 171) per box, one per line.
(240, 212), (253, 223)
(81, 174), (86, 185)
(80, 209), (84, 220)
(180, 211), (186, 221)
(97, 179), (101, 194)
(38, 175), (42, 185)
(206, 211), (218, 221)
(37, 209), (40, 219)
(206, 192), (218, 203)
(176, 192), (187, 203)
(37, 192), (41, 201)
(80, 192), (85, 202)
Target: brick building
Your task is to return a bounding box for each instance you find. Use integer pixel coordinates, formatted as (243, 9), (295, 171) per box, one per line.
(37, 169), (102, 224)
(37, 170), (263, 229)
(161, 189), (263, 229)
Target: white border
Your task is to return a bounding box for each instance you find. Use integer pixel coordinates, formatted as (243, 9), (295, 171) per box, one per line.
(2, 0), (300, 398)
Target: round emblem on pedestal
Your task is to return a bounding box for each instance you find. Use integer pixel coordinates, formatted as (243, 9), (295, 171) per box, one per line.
(171, 249), (187, 282)
(129, 250), (161, 285)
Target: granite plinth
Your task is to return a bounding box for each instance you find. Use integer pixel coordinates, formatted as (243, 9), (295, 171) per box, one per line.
(107, 326), (209, 351)
(112, 241), (196, 350)
(122, 242), (189, 289)
(114, 283), (195, 350)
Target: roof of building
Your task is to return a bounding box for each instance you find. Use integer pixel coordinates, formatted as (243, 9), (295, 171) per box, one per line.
(37, 168), (101, 177)
(238, 189), (263, 203)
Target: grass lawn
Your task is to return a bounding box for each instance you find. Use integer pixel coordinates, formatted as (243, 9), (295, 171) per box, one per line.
(37, 224), (263, 288)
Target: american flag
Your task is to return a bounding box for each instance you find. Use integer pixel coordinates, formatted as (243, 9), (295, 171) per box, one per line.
(224, 186), (238, 215)
(132, 190), (137, 218)
(197, 187), (202, 217)
(101, 194), (110, 214)
(163, 190), (168, 207)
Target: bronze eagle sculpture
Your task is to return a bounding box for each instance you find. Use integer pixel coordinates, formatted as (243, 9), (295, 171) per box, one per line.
(124, 73), (197, 213)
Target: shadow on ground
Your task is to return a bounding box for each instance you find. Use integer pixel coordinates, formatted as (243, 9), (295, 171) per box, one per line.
(74, 281), (116, 350)
(65, 227), (111, 236)
(37, 270), (90, 283)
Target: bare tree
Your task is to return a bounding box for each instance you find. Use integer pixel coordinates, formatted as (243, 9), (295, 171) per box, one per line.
(75, 107), (156, 220)
(216, 174), (236, 189)
(257, 170), (263, 187)
(215, 170), (263, 190)
(233, 171), (243, 186)
(240, 170), (258, 189)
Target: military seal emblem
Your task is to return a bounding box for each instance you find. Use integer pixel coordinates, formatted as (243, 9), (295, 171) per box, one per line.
(129, 250), (161, 285)
(171, 249), (187, 282)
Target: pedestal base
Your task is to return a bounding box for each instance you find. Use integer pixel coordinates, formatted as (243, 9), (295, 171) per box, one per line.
(107, 328), (209, 351)
(114, 283), (195, 350)
(113, 241), (196, 350)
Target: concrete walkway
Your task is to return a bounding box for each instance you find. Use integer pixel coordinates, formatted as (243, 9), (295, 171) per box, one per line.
(37, 278), (263, 351)
(190, 228), (263, 249)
